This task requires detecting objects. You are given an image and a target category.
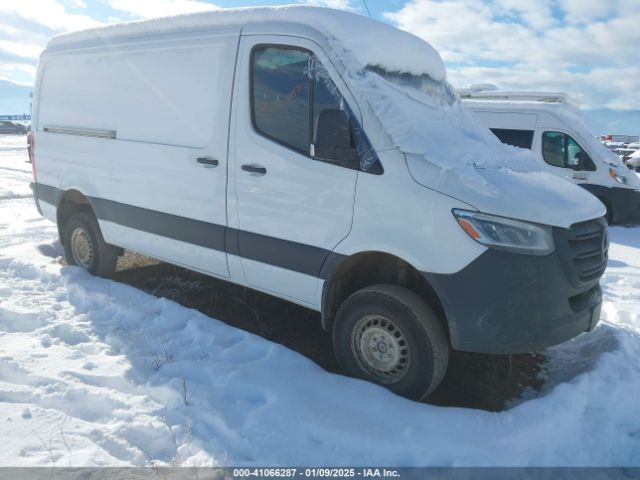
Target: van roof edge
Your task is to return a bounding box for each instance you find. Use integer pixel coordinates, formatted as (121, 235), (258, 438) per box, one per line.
(457, 90), (580, 110)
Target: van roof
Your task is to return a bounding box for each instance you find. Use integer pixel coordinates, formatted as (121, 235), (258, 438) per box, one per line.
(45, 5), (446, 81)
(458, 90), (580, 111)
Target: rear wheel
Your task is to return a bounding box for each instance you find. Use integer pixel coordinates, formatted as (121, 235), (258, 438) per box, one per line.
(63, 212), (118, 277)
(332, 284), (449, 401)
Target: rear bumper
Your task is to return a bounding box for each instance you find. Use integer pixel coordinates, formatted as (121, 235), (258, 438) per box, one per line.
(424, 219), (606, 354)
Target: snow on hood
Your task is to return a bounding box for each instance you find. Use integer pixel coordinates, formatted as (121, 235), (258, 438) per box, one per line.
(46, 5), (446, 81)
(351, 70), (605, 228)
(407, 158), (606, 228)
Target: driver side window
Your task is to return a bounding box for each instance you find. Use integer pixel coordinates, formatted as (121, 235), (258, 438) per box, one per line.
(542, 131), (596, 171)
(251, 45), (381, 174)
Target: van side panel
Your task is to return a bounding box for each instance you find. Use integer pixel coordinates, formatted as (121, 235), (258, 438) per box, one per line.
(471, 110), (537, 131)
(38, 31), (239, 149)
(36, 30), (240, 278)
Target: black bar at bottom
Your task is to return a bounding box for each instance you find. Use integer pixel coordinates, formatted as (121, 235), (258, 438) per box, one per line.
(0, 467), (635, 480)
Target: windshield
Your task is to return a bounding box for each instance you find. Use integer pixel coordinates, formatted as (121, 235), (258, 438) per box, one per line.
(592, 138), (627, 167)
(554, 107), (626, 168)
(348, 65), (544, 191)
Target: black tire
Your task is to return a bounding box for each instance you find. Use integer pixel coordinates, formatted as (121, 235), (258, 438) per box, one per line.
(63, 211), (118, 277)
(332, 284), (449, 401)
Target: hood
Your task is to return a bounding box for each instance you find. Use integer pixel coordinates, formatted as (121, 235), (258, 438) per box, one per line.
(406, 156), (605, 229)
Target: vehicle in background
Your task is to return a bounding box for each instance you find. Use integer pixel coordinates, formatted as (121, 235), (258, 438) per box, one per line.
(0, 120), (28, 134)
(603, 141), (626, 150)
(31, 7), (608, 400)
(615, 148), (639, 163)
(627, 150), (640, 172)
(602, 141), (639, 159)
(461, 89), (640, 225)
(601, 134), (639, 144)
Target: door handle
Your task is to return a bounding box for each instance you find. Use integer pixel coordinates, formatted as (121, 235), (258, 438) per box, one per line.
(196, 157), (219, 167)
(241, 164), (267, 175)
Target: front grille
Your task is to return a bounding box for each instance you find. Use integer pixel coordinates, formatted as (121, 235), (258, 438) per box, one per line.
(566, 218), (608, 283)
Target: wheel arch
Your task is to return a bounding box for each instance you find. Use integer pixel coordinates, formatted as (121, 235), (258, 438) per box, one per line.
(320, 250), (450, 342)
(56, 189), (96, 245)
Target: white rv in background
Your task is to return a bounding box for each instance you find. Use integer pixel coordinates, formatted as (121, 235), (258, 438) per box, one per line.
(461, 89), (640, 224)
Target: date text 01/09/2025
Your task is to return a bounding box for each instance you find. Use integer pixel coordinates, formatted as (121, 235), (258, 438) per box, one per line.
(232, 468), (401, 478)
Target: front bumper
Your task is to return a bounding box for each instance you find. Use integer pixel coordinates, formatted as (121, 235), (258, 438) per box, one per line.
(609, 187), (640, 224)
(424, 218), (607, 354)
(580, 184), (640, 224)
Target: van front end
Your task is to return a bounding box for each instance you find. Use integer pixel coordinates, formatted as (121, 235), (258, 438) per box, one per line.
(426, 214), (607, 354)
(580, 183), (640, 225)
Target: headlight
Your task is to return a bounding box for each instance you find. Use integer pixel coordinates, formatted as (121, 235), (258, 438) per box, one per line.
(452, 209), (555, 256)
(609, 168), (628, 184)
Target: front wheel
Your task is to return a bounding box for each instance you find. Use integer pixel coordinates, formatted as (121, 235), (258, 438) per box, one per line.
(63, 212), (118, 277)
(332, 284), (449, 401)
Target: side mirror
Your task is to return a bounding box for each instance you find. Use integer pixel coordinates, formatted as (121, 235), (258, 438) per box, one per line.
(314, 109), (359, 170)
(567, 152), (580, 167)
(571, 151), (589, 170)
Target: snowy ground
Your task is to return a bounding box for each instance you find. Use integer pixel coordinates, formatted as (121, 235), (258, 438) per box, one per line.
(0, 135), (639, 466)
(0, 135), (32, 199)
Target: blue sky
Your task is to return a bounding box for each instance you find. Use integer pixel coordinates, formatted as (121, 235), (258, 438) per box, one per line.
(1, 0), (639, 133)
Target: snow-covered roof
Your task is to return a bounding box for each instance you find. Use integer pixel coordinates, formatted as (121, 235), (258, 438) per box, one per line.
(45, 5), (446, 81)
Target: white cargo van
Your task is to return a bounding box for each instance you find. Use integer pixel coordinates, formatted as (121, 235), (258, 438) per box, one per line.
(460, 89), (640, 224)
(31, 6), (608, 400)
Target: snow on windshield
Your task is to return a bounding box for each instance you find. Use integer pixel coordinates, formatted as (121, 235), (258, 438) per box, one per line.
(353, 66), (537, 173)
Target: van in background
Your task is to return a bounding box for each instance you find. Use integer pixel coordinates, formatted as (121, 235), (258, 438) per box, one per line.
(461, 89), (640, 224)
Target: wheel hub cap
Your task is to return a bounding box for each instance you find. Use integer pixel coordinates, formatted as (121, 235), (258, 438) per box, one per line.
(352, 315), (410, 384)
(70, 227), (94, 268)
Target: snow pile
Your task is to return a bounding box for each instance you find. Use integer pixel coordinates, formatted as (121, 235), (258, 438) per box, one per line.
(1, 139), (640, 466)
(46, 6), (445, 80)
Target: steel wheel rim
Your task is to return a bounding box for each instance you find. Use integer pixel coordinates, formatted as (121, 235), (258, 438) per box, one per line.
(70, 227), (94, 268)
(351, 314), (410, 384)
